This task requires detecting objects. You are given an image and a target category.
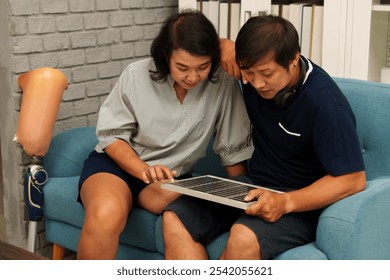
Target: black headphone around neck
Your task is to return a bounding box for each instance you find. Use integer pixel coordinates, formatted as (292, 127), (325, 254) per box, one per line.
(274, 57), (306, 109)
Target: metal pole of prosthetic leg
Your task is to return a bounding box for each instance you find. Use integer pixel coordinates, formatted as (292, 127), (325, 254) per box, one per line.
(24, 156), (48, 252)
(16, 68), (67, 252)
(27, 221), (38, 253)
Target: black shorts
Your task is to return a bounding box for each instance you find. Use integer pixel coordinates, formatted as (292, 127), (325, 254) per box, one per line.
(164, 175), (321, 259)
(77, 150), (147, 204)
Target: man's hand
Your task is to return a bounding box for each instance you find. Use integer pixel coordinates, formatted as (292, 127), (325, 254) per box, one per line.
(220, 38), (241, 81)
(244, 189), (288, 222)
(141, 165), (177, 184)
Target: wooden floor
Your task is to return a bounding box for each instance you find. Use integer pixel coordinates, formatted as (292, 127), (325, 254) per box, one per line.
(0, 240), (48, 260)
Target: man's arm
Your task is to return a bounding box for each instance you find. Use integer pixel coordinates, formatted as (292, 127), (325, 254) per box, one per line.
(244, 171), (366, 222)
(220, 38), (250, 83)
(224, 161), (248, 177)
(220, 38), (241, 81)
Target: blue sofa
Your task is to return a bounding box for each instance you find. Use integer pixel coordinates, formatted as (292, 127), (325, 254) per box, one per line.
(42, 77), (390, 260)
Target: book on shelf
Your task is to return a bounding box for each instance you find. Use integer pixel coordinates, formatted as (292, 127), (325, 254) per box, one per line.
(300, 4), (313, 58)
(218, 0), (229, 38)
(200, 0), (220, 33)
(271, 3), (280, 15)
(193, 0), (325, 60)
(269, 1), (324, 66)
(198, 0), (232, 39)
(240, 0), (257, 27)
(321, 0), (347, 77)
(179, 0), (197, 10)
(255, 0), (272, 16)
(381, 67), (390, 84)
(240, 0), (272, 26)
(310, 4), (323, 65)
(279, 3), (290, 20)
(288, 2), (311, 43)
(230, 0), (241, 41)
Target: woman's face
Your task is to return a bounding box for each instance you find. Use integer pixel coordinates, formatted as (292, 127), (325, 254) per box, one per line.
(169, 48), (212, 90)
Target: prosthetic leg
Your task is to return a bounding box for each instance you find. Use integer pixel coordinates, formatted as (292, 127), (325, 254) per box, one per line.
(15, 68), (67, 252)
(24, 158), (48, 251)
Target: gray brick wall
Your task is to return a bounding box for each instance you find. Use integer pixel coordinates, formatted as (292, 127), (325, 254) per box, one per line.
(2, 0), (178, 258)
(11, 0), (178, 133)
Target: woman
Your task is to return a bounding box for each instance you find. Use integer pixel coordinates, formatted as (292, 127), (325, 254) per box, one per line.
(76, 10), (253, 259)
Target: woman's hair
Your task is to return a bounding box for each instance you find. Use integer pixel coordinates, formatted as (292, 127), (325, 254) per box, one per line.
(150, 9), (221, 83)
(235, 15), (300, 70)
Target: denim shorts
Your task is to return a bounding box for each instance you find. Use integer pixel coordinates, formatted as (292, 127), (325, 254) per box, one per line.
(164, 175), (321, 259)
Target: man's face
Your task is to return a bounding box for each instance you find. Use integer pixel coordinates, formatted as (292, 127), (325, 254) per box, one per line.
(242, 53), (299, 100)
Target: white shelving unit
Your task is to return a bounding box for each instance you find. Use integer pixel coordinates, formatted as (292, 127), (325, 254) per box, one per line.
(179, 0), (390, 83)
(322, 0), (389, 82)
(373, 1), (390, 11)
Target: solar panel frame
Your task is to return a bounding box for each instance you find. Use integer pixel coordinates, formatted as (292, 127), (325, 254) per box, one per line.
(161, 175), (283, 209)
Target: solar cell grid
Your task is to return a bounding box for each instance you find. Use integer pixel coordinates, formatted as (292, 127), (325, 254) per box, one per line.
(161, 175), (282, 209)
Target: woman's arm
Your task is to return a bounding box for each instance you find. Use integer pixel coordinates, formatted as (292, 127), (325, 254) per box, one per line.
(105, 139), (176, 184)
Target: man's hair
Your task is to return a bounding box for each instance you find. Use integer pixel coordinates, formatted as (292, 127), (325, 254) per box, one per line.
(150, 9), (221, 83)
(235, 15), (300, 70)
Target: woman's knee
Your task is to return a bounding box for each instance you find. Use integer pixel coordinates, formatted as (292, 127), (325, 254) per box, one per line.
(83, 179), (132, 234)
(84, 194), (132, 235)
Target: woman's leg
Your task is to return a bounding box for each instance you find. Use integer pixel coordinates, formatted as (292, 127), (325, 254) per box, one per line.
(77, 173), (132, 260)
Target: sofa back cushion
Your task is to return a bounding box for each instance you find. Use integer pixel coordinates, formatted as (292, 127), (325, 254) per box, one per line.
(43, 126), (98, 177)
(43, 78), (390, 181)
(333, 78), (390, 181)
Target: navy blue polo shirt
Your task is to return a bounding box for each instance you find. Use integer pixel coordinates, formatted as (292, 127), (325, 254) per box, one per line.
(242, 57), (365, 192)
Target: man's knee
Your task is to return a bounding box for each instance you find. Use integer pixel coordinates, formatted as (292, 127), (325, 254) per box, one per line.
(162, 210), (181, 231)
(222, 224), (261, 259)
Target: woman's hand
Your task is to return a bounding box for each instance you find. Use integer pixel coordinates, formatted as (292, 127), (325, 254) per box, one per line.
(141, 165), (177, 184)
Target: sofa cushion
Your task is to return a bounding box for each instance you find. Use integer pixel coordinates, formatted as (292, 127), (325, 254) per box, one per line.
(274, 242), (328, 260)
(43, 126), (98, 177)
(43, 176), (160, 252)
(43, 176), (85, 227)
(334, 78), (390, 181)
(316, 177), (390, 259)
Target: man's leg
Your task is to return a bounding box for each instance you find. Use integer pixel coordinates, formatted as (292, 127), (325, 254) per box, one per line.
(220, 224), (261, 260)
(162, 196), (243, 260)
(220, 211), (320, 260)
(163, 210), (208, 259)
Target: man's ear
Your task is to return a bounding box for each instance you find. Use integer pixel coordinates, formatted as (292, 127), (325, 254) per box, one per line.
(293, 52), (300, 66)
(289, 52), (301, 71)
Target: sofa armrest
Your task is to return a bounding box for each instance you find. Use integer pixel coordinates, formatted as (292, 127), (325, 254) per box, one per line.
(316, 177), (390, 259)
(43, 127), (98, 177)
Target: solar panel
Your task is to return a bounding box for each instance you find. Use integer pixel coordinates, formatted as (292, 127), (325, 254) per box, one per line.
(161, 175), (282, 209)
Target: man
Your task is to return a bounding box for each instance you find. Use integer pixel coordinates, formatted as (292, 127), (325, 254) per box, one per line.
(162, 15), (366, 260)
